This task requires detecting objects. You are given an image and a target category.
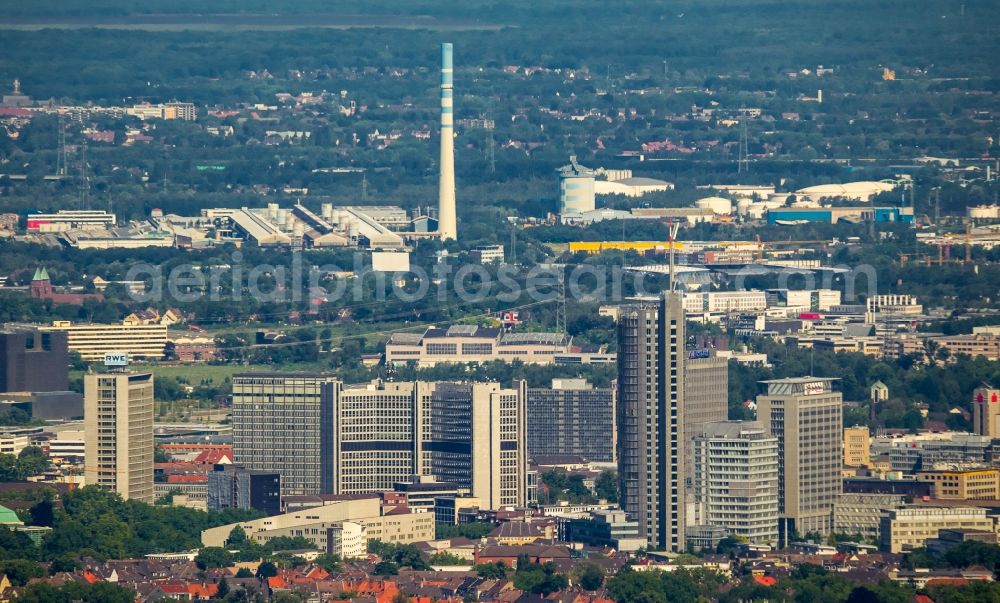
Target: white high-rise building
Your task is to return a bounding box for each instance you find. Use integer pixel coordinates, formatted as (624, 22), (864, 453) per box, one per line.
(692, 421), (779, 545)
(84, 372), (154, 503)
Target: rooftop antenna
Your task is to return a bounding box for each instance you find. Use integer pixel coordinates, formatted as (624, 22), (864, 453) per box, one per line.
(737, 119), (750, 174)
(668, 220), (680, 293)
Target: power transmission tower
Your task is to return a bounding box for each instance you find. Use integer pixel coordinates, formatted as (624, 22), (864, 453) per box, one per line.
(487, 106), (496, 177)
(56, 113), (67, 177)
(362, 172), (368, 201)
(510, 228), (517, 264)
(557, 271), (567, 335)
(78, 142), (89, 208)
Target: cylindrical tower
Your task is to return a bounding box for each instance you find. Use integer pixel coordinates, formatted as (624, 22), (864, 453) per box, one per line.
(558, 155), (596, 215)
(437, 43), (458, 241)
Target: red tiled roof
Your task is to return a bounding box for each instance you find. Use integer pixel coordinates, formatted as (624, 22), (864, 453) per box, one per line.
(167, 474), (208, 483)
(753, 575), (777, 587)
(194, 448), (234, 464)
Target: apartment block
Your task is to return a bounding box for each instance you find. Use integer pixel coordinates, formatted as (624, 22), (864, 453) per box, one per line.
(526, 379), (616, 463)
(692, 421), (779, 545)
(84, 372), (154, 503)
(756, 377), (843, 545)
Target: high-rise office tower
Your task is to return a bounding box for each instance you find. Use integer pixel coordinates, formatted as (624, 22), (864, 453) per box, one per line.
(437, 42), (457, 240)
(616, 292), (686, 551)
(321, 380), (526, 509)
(973, 385), (1000, 438)
(0, 329), (69, 393)
(756, 377), (843, 546)
(231, 373), (338, 496)
(84, 371), (154, 503)
(692, 421), (779, 545)
(526, 379), (616, 463)
(683, 353), (729, 483)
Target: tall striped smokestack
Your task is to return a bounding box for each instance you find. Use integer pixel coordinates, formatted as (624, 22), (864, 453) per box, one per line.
(438, 42), (457, 241)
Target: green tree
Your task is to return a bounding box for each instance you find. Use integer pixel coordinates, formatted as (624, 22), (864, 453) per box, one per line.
(196, 547), (233, 570)
(474, 562), (509, 579)
(576, 562), (605, 590)
(514, 559), (568, 596)
(594, 470), (618, 502)
(17, 581), (136, 603)
(256, 560), (278, 579)
(374, 560), (399, 576)
(429, 552), (468, 566)
(0, 559), (46, 586)
(314, 553), (342, 573)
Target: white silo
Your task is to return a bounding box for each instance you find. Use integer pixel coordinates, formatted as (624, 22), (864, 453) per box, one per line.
(695, 196), (733, 215)
(321, 203), (334, 220)
(557, 155), (596, 214)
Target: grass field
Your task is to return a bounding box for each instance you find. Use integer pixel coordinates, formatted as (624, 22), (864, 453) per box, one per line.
(70, 361), (328, 387)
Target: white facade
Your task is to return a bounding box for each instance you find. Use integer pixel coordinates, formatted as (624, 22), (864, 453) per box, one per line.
(559, 156), (596, 214)
(692, 421), (779, 545)
(26, 210), (116, 233)
(683, 291), (768, 314)
(48, 430), (86, 461)
(42, 321), (167, 361)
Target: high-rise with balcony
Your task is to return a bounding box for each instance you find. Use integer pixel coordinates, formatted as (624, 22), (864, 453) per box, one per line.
(616, 292), (686, 551)
(756, 377), (843, 546)
(84, 372), (154, 503)
(692, 421), (779, 545)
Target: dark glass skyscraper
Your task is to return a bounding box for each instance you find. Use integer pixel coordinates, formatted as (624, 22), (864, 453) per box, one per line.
(616, 292), (686, 551)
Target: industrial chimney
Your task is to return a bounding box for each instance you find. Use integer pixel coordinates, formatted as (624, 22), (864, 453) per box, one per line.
(437, 42), (458, 241)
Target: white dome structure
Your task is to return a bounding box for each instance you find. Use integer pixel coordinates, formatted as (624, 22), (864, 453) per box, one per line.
(695, 196), (733, 215)
(794, 181), (895, 202)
